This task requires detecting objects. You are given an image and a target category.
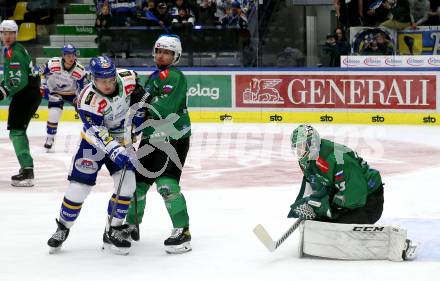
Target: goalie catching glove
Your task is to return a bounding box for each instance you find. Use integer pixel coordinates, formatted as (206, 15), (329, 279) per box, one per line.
(288, 190), (333, 220)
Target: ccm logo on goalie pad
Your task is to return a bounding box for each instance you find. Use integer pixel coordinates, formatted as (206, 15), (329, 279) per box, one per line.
(352, 226), (385, 232)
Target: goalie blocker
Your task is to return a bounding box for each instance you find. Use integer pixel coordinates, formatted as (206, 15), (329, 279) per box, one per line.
(298, 220), (419, 261)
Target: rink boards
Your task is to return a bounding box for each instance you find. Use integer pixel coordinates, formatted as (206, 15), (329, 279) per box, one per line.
(1, 68), (439, 125)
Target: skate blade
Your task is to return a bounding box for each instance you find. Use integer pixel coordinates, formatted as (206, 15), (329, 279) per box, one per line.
(165, 242), (192, 254)
(102, 243), (130, 256)
(404, 241), (420, 260)
(11, 180), (34, 187)
(49, 246), (61, 254)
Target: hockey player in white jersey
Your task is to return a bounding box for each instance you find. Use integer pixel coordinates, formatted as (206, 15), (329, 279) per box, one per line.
(47, 56), (145, 255)
(40, 44), (86, 151)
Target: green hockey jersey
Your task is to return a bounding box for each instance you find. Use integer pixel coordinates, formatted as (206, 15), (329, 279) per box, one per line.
(300, 139), (383, 210)
(142, 66), (191, 140)
(2, 42), (34, 97)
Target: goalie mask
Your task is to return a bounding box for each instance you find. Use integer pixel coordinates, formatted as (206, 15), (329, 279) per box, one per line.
(291, 124), (321, 168)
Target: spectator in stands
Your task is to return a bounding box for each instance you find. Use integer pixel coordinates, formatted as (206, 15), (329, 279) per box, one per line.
(172, 7), (195, 26)
(96, 3), (112, 28)
(198, 0), (218, 26)
(170, 0), (195, 18)
(24, 0), (57, 24)
(409, 0), (430, 26)
(0, 0), (17, 21)
(109, 0), (137, 26)
(154, 2), (173, 28)
(327, 27), (350, 67)
(359, 32), (394, 55)
(221, 1), (248, 29)
(322, 34), (338, 67)
(216, 0), (233, 20)
(375, 32), (394, 54)
(334, 0), (363, 29)
(137, 0), (158, 25)
(379, 0), (414, 30)
(364, 0), (392, 26)
(426, 0), (440, 25)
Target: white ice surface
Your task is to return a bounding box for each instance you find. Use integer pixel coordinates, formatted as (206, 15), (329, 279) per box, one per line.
(0, 122), (439, 281)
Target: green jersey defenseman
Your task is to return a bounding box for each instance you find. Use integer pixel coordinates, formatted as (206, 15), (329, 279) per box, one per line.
(125, 34), (192, 254)
(0, 20), (42, 187)
(288, 124), (384, 224)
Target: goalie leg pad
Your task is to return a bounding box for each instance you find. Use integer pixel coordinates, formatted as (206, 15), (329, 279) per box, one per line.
(299, 220), (416, 261)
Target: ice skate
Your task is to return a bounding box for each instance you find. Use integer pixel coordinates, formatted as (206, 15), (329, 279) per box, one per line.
(123, 224), (140, 241)
(403, 239), (419, 260)
(44, 135), (55, 152)
(102, 225), (131, 255)
(11, 168), (34, 187)
(48, 219), (70, 254)
(164, 227), (192, 254)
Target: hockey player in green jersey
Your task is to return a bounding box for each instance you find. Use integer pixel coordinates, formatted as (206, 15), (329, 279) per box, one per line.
(0, 20), (41, 187)
(125, 34), (192, 254)
(286, 124), (419, 261)
(288, 124), (384, 224)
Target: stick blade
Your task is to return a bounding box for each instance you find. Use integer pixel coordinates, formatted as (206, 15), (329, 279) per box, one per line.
(253, 224), (276, 252)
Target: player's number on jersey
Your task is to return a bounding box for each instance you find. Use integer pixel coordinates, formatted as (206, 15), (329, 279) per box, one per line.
(9, 70), (22, 77)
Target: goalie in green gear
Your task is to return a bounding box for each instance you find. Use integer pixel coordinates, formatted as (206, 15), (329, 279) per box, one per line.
(288, 124), (384, 224)
(0, 20), (42, 187)
(125, 34), (191, 254)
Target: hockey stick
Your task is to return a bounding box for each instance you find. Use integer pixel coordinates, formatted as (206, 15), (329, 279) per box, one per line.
(107, 163), (128, 231)
(133, 191), (140, 239)
(253, 219), (303, 252)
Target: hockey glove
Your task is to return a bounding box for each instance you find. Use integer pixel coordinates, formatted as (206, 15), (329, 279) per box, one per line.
(308, 191), (333, 219)
(109, 146), (134, 170)
(288, 197), (316, 220)
(0, 84), (8, 101)
(40, 86), (49, 99)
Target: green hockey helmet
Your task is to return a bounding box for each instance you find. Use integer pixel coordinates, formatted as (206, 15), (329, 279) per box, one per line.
(291, 124), (321, 167)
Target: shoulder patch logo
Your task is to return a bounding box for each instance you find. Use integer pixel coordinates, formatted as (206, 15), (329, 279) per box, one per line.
(72, 71), (82, 79)
(159, 69), (170, 80)
(84, 92), (95, 105)
(124, 84), (135, 95)
(163, 84), (173, 94)
(9, 63), (20, 69)
(119, 71), (132, 77)
(316, 156), (329, 173)
(335, 170), (344, 181)
(97, 99), (108, 114)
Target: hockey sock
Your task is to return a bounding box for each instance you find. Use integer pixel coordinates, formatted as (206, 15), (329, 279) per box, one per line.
(126, 182), (151, 225)
(9, 130), (33, 168)
(156, 177), (189, 228)
(107, 194), (132, 227)
(47, 122), (58, 135)
(60, 197), (83, 228)
(47, 107), (62, 135)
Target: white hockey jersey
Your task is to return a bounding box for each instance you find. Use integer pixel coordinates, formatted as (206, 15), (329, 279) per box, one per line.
(76, 69), (139, 155)
(41, 57), (86, 95)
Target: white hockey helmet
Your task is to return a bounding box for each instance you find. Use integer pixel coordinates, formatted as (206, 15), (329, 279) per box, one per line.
(0, 20), (18, 34)
(152, 34), (182, 65)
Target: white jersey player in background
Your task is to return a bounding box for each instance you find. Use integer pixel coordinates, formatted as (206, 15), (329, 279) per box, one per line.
(39, 44), (86, 151)
(47, 56), (145, 255)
